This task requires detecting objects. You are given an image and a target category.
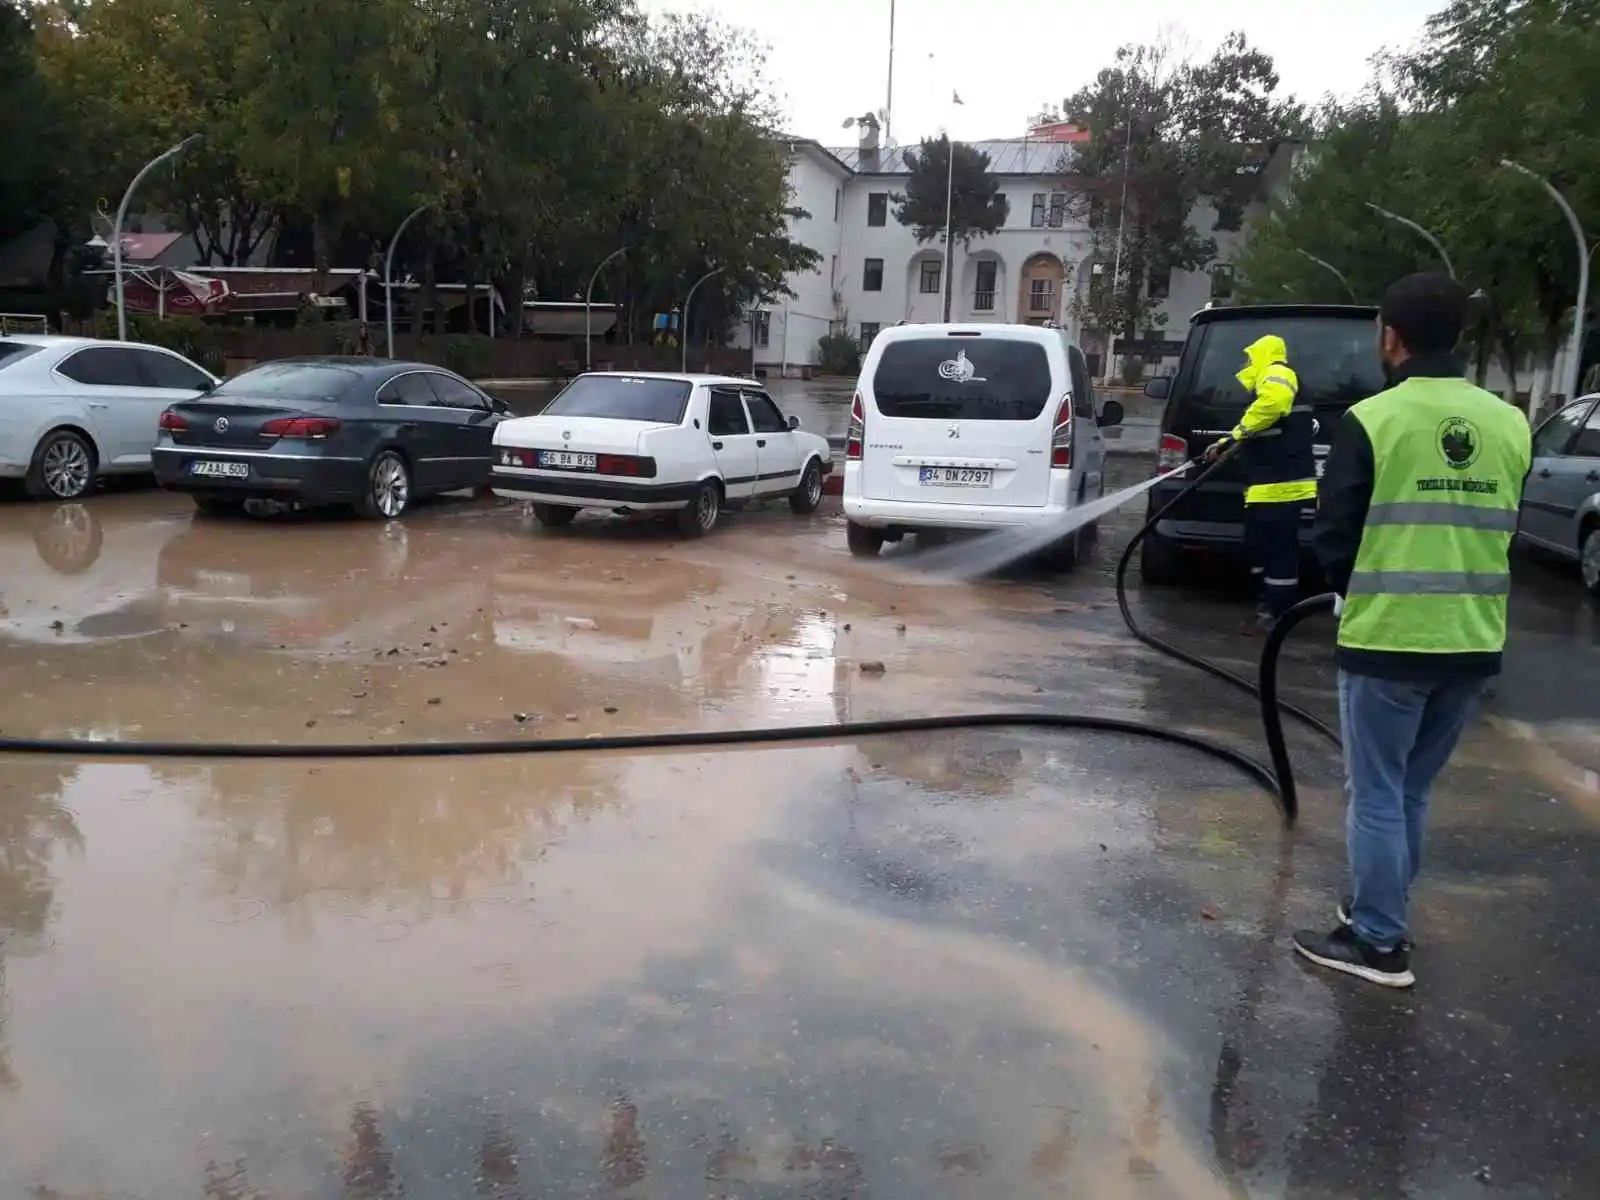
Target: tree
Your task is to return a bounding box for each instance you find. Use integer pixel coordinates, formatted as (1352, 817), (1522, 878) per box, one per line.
(1062, 34), (1305, 367)
(893, 137), (1007, 320)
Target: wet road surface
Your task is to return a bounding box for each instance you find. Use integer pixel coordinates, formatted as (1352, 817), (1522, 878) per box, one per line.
(0, 456), (1597, 1197)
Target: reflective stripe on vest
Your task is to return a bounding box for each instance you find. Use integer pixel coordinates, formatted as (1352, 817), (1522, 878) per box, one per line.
(1244, 478), (1317, 505)
(1337, 377), (1531, 656)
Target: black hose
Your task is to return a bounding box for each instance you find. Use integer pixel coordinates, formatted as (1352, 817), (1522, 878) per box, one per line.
(0, 453), (1339, 829)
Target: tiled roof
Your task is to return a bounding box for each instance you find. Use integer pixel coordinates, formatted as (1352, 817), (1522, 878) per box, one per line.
(826, 139), (1078, 177)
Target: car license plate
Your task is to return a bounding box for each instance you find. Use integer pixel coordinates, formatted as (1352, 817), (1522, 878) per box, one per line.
(920, 466), (992, 487)
(190, 460), (249, 479)
(539, 450), (597, 470)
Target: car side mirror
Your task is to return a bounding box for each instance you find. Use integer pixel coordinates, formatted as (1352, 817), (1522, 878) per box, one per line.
(1143, 377), (1169, 400)
(1097, 399), (1125, 428)
(788, 414), (800, 430)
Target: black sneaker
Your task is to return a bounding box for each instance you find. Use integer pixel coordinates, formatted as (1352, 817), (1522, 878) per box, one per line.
(1337, 896), (1414, 952)
(1292, 925), (1415, 988)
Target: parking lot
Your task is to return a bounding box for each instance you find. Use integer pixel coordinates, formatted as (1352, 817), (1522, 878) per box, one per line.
(1, 444), (1597, 1197)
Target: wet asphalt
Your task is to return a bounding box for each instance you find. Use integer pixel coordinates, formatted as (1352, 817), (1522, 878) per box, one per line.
(0, 424), (1596, 1198)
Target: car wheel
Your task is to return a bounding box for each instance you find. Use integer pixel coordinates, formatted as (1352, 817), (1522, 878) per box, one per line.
(789, 459), (824, 514)
(25, 429), (96, 501)
(357, 450), (411, 520)
(533, 503), (578, 528)
(846, 520), (884, 558)
(1581, 525), (1600, 599)
(192, 495), (246, 518)
(677, 481), (721, 537)
(1139, 528), (1183, 585)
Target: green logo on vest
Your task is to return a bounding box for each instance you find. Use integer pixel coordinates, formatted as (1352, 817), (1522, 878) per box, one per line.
(1437, 416), (1481, 470)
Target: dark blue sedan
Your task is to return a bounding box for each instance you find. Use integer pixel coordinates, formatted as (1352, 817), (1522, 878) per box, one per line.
(152, 357), (511, 518)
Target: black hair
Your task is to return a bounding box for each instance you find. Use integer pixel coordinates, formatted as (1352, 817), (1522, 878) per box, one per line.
(1379, 271), (1469, 356)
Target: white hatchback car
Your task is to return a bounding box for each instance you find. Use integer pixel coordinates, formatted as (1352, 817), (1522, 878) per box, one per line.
(490, 372), (833, 536)
(841, 323), (1123, 562)
(0, 333), (219, 500)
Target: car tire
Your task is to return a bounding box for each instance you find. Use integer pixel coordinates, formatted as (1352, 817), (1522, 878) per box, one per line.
(533, 503), (578, 528)
(846, 520), (885, 557)
(677, 481), (721, 537)
(789, 459), (824, 514)
(1139, 527), (1183, 585)
(1581, 524), (1600, 599)
(356, 450), (411, 520)
(25, 429), (96, 501)
(192, 495), (246, 518)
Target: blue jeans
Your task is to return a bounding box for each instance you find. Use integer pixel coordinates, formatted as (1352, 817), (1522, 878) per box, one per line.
(1338, 670), (1486, 951)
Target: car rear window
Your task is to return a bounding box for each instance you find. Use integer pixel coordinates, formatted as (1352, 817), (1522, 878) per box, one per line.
(0, 343), (42, 372)
(543, 375), (690, 423)
(871, 337), (1053, 421)
(1184, 317), (1385, 417)
(213, 363), (360, 401)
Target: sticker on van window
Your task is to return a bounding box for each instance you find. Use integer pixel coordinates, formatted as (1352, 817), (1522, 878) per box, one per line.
(937, 349), (986, 385)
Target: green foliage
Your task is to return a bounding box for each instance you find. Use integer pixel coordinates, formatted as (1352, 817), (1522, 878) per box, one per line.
(13, 0), (815, 346)
(421, 334), (494, 378)
(816, 333), (861, 376)
(893, 138), (1009, 249)
(1235, 0), (1600, 403)
(92, 311), (224, 373)
(1063, 34), (1305, 339)
(1119, 354), (1145, 386)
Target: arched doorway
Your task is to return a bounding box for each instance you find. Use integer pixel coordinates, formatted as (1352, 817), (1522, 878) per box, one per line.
(1017, 253), (1065, 325)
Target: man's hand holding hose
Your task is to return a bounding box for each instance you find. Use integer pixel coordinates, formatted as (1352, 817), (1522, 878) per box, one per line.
(1203, 435), (1235, 465)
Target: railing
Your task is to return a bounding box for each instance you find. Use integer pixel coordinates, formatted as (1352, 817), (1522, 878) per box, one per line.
(1028, 291), (1054, 313)
(973, 290), (995, 312)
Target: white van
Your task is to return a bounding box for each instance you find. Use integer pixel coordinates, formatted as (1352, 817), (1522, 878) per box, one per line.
(841, 323), (1123, 560)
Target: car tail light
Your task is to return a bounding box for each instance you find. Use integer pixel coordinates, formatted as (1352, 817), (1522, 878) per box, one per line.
(261, 416), (341, 440)
(158, 409), (186, 432)
(845, 392), (865, 461)
(1158, 433), (1190, 474)
(1050, 394), (1073, 468)
(596, 453), (657, 478)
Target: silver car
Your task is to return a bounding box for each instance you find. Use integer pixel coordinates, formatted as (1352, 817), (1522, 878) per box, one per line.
(1519, 393), (1600, 597)
(0, 333), (218, 500)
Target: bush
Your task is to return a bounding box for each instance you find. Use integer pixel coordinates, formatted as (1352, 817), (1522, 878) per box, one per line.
(419, 334), (493, 378)
(93, 311), (225, 375)
(1119, 354), (1145, 387)
(817, 332), (861, 376)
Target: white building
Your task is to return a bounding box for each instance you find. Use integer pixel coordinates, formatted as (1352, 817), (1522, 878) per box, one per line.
(738, 124), (1302, 378)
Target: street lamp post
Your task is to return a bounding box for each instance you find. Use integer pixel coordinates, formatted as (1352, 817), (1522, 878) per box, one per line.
(113, 134), (201, 341)
(585, 247), (627, 371)
(1364, 202), (1456, 280)
(1501, 160), (1590, 404)
(384, 202), (435, 359)
(681, 266), (724, 373)
(1294, 249), (1357, 303)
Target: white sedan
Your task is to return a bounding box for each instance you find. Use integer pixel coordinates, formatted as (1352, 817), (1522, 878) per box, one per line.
(490, 372), (833, 535)
(0, 333), (218, 500)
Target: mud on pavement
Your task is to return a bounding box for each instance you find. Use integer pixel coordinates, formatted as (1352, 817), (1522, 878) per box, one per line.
(0, 477), (1597, 1198)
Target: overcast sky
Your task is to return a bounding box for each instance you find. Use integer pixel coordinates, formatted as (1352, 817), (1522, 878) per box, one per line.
(642, 0), (1441, 145)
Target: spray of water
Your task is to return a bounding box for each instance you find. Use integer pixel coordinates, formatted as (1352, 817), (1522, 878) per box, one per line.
(906, 461), (1194, 581)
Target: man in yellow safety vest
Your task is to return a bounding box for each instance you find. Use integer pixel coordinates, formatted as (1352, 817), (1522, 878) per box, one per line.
(1295, 272), (1531, 988)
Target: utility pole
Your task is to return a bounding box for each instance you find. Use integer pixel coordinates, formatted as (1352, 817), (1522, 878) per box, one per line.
(884, 0), (895, 146)
(1501, 161), (1590, 406)
(941, 134), (955, 322)
(114, 135), (201, 341)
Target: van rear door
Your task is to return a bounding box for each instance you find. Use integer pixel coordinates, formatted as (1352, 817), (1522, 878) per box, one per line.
(861, 333), (1055, 507)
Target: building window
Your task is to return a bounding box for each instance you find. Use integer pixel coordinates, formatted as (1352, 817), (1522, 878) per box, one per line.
(1029, 278), (1055, 313)
(1029, 192), (1067, 228)
(1147, 265), (1171, 300)
(1210, 263), (1235, 300)
(859, 321), (881, 348)
(863, 257), (884, 292)
(1031, 193), (1046, 227)
(833, 188), (841, 221)
(919, 259), (942, 294)
(750, 310), (770, 348)
(1048, 193), (1067, 227)
(867, 192), (888, 226)
(974, 260), (997, 311)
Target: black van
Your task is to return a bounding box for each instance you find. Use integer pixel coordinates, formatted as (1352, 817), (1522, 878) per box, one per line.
(1139, 303), (1385, 583)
